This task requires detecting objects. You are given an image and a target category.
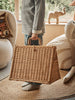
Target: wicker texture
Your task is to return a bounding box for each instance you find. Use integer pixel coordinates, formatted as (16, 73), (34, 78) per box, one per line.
(9, 46), (60, 84)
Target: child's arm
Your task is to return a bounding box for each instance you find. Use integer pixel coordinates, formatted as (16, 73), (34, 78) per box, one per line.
(32, 0), (45, 35)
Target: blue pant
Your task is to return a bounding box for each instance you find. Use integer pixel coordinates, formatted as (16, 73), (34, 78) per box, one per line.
(24, 34), (43, 85)
(24, 34), (43, 45)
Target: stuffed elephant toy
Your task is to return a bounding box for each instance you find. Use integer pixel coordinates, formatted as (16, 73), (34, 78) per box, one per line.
(63, 20), (75, 83)
(47, 20), (75, 83)
(0, 10), (16, 69)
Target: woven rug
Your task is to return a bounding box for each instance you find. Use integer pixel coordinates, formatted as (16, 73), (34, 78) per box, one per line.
(0, 61), (12, 81)
(0, 76), (75, 100)
(38, 94), (75, 100)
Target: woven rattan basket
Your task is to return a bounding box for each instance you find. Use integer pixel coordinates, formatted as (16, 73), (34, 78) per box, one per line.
(9, 45), (60, 84)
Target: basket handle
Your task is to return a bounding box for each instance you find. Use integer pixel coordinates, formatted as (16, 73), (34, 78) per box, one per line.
(28, 37), (42, 45)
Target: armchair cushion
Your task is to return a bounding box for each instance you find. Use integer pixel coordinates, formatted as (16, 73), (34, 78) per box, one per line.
(0, 39), (13, 69)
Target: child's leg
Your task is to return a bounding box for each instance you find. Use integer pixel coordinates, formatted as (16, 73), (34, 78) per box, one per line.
(29, 34), (43, 85)
(21, 34), (32, 87)
(38, 34), (43, 45)
(22, 34), (43, 91)
(24, 34), (31, 45)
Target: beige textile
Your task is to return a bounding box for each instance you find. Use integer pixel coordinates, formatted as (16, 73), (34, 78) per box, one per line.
(0, 10), (17, 80)
(0, 76), (75, 100)
(47, 34), (73, 70)
(0, 10), (17, 47)
(69, 39), (75, 66)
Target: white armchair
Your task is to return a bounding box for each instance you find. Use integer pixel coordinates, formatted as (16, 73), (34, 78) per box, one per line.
(0, 10), (17, 69)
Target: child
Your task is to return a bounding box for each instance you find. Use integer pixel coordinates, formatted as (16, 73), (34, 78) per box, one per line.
(21, 0), (45, 91)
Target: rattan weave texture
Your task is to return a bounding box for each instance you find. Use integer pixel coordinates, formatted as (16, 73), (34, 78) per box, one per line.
(9, 46), (60, 84)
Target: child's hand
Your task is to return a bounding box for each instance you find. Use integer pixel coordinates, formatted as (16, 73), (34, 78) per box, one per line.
(31, 34), (38, 40)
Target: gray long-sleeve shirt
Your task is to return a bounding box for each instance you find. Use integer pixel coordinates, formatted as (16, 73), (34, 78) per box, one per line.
(21, 0), (45, 35)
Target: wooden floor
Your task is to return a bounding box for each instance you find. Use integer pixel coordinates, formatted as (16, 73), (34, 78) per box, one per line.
(0, 70), (75, 100)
